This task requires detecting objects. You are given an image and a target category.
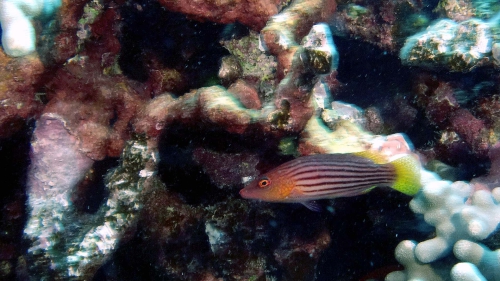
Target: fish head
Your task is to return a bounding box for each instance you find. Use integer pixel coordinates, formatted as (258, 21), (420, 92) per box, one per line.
(239, 169), (295, 202)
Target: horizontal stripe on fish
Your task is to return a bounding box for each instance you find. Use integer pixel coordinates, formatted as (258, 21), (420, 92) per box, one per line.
(297, 176), (396, 190)
(296, 170), (394, 180)
(299, 187), (373, 199)
(293, 168), (394, 180)
(299, 179), (393, 192)
(279, 156), (380, 168)
(283, 166), (392, 180)
(301, 185), (372, 196)
(295, 170), (395, 181)
(275, 154), (377, 170)
(280, 160), (390, 175)
(291, 164), (392, 174)
(299, 177), (394, 189)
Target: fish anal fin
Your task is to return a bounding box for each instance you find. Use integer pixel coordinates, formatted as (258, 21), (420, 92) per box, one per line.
(361, 186), (376, 194)
(300, 201), (322, 212)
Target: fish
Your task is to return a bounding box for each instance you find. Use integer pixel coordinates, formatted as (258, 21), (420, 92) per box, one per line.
(239, 152), (421, 210)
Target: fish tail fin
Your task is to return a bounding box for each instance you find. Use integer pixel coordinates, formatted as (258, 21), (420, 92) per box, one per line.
(389, 155), (421, 196)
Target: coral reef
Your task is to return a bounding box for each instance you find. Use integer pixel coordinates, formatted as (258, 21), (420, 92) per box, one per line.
(0, 54), (45, 138)
(2, 0), (500, 280)
(434, 0), (476, 22)
(24, 113), (94, 271)
(136, 11), (340, 138)
(2, 0), (345, 279)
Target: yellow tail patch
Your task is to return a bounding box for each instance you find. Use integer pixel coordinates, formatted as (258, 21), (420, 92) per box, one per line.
(389, 155), (421, 195)
(353, 150), (388, 165)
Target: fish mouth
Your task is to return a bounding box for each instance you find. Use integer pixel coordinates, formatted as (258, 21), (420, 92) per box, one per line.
(239, 188), (249, 198)
(239, 188), (259, 200)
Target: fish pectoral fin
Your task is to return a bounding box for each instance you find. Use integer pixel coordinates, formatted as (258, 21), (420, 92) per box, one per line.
(300, 201), (322, 212)
(288, 188), (306, 199)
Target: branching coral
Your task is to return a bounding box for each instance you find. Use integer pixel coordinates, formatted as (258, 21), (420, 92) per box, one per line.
(387, 177), (500, 281)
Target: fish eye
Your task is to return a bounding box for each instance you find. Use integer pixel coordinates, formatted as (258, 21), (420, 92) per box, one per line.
(258, 177), (271, 188)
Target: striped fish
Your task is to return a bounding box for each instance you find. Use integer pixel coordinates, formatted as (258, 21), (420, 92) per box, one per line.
(239, 152), (421, 210)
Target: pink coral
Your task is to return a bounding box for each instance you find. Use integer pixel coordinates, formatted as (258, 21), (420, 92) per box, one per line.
(413, 74), (489, 160)
(450, 109), (489, 156)
(227, 79), (262, 110)
(472, 142), (500, 191)
(0, 54), (45, 138)
(43, 65), (144, 159)
(25, 113), (94, 252)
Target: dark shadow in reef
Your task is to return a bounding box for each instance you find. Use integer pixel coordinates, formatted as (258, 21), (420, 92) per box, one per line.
(92, 219), (211, 281)
(333, 36), (436, 148)
(156, 122), (292, 206)
(72, 157), (119, 214)
(0, 123), (33, 280)
(334, 36), (414, 107)
(118, 0), (233, 91)
(316, 189), (434, 281)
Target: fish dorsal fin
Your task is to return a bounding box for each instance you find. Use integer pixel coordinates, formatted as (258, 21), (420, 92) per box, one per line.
(353, 150), (388, 164)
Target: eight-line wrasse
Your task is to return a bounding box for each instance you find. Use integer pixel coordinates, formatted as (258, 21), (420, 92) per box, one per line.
(239, 152), (421, 210)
